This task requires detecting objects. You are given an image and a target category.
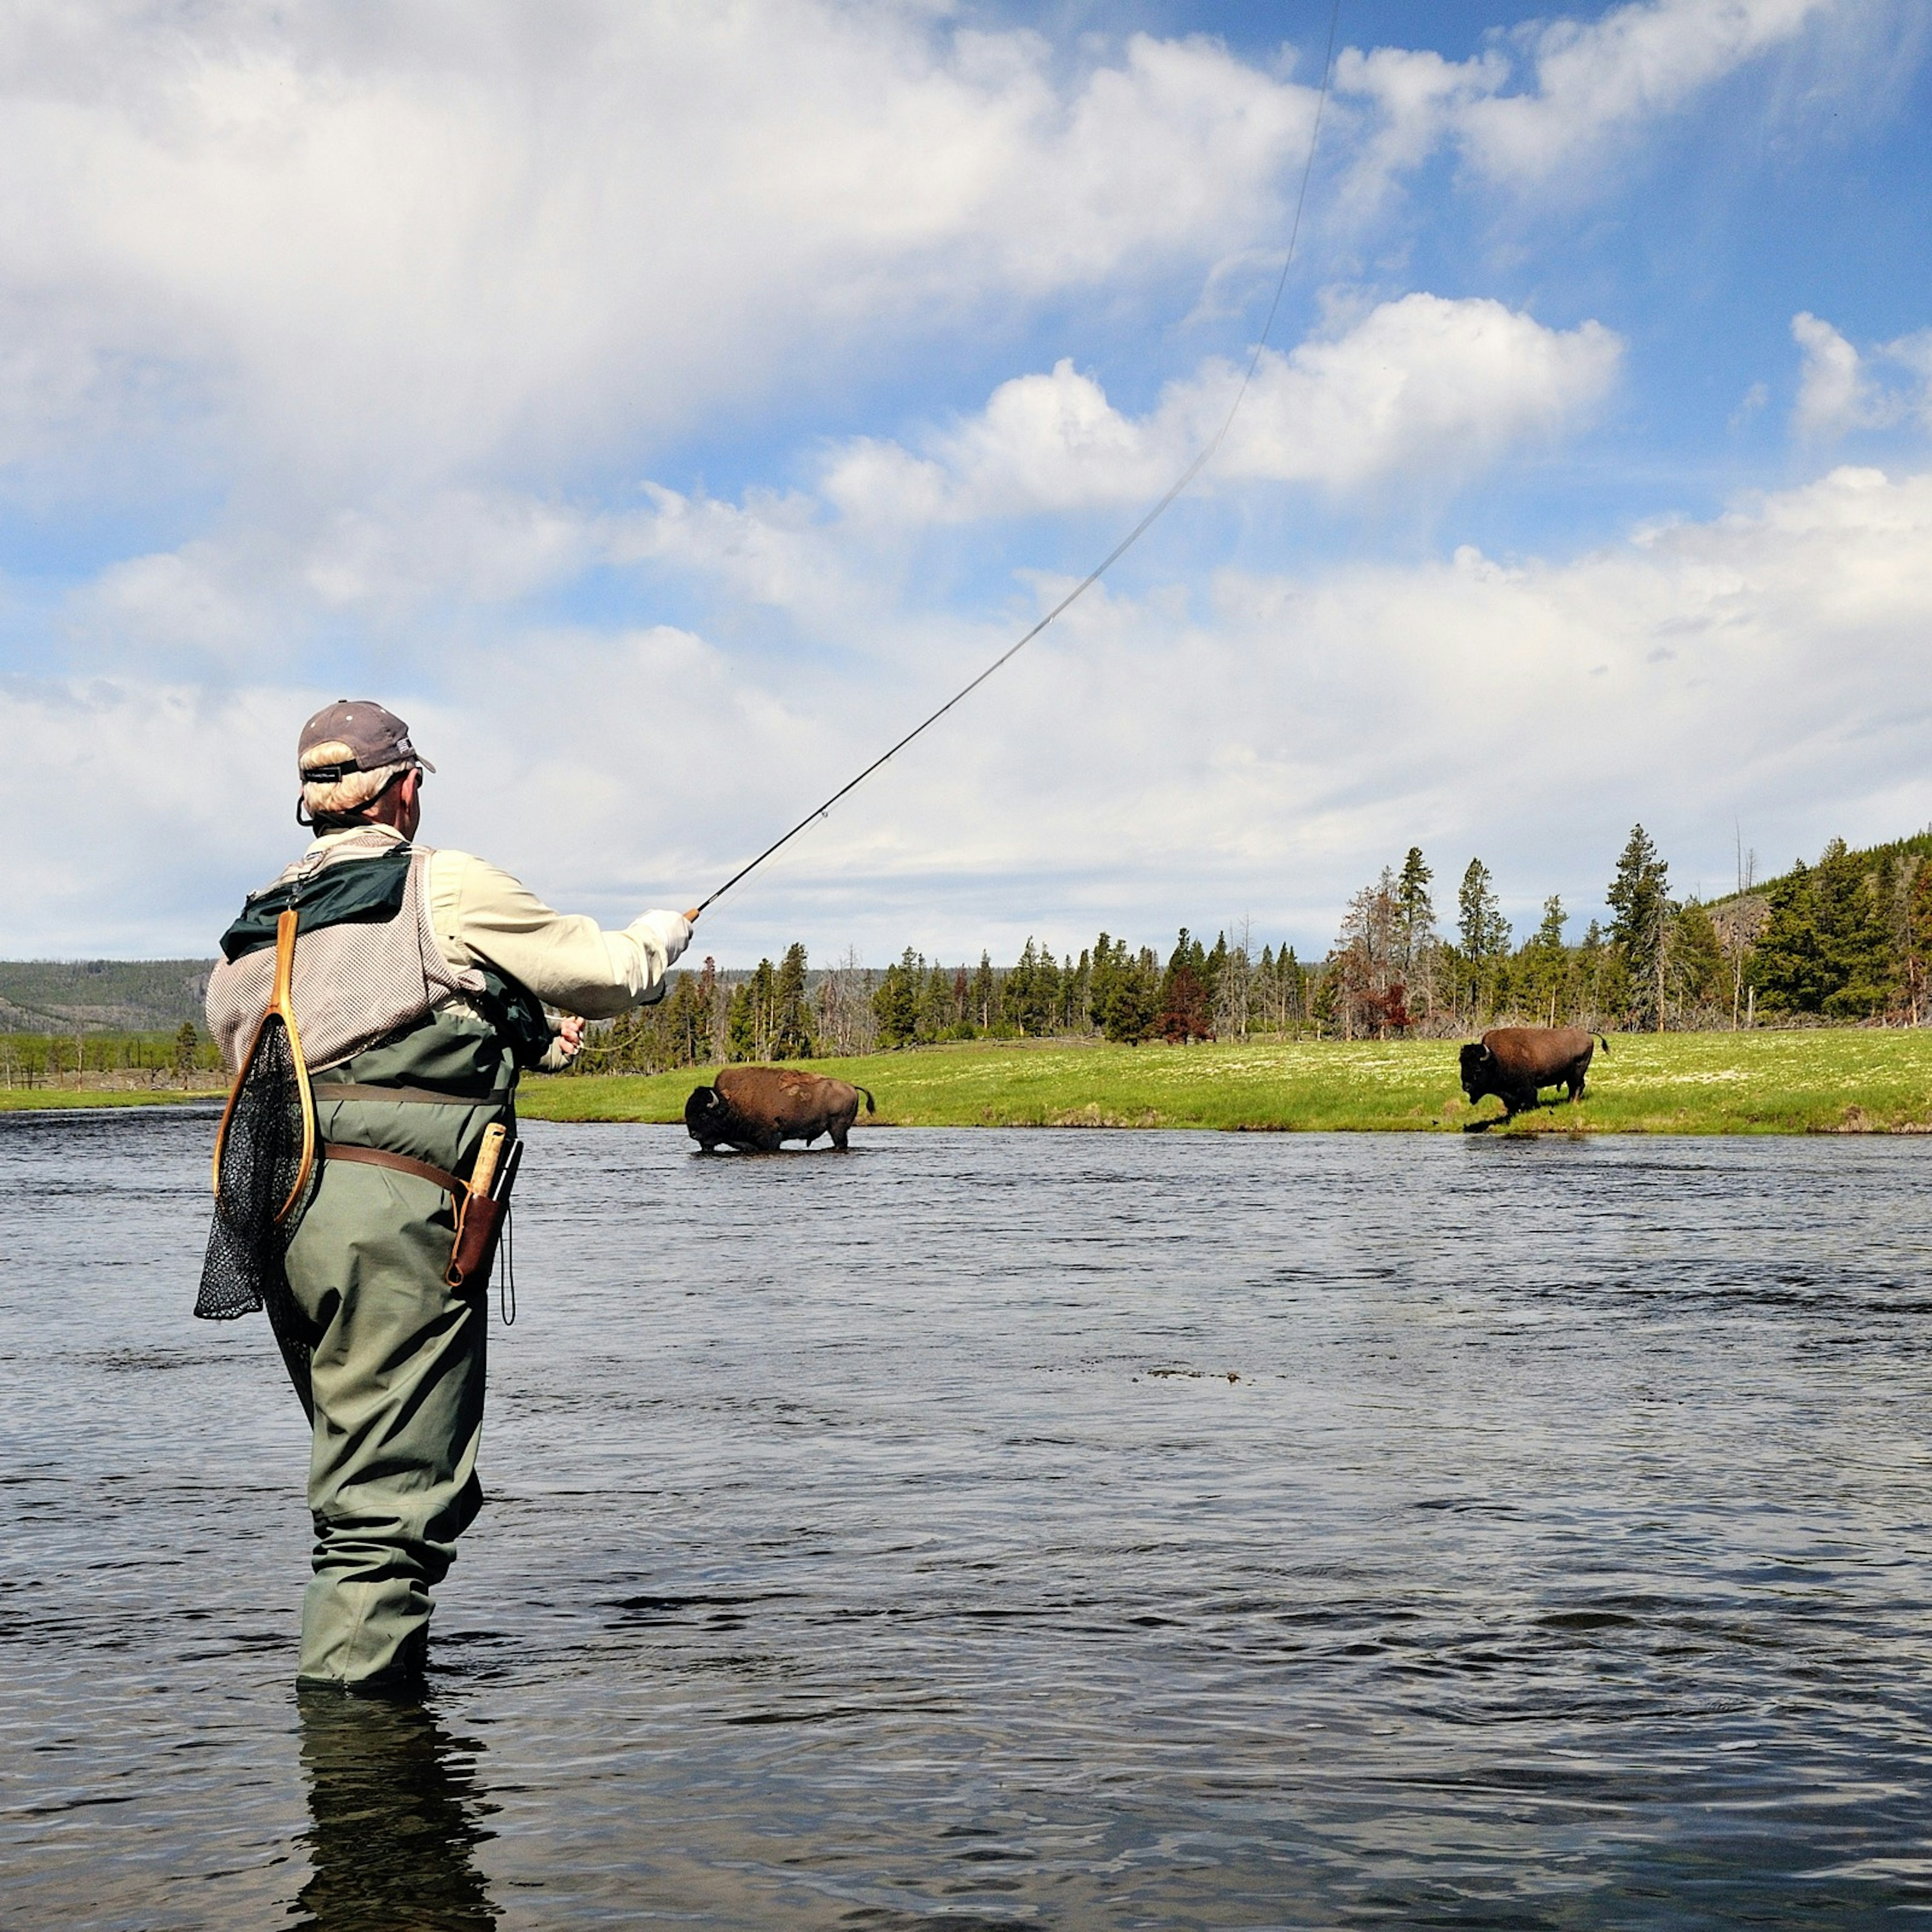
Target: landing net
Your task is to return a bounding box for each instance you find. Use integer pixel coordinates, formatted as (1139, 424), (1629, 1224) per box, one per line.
(196, 1012), (320, 1416)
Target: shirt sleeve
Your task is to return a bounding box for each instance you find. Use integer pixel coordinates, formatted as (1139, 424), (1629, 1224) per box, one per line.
(427, 848), (691, 1019)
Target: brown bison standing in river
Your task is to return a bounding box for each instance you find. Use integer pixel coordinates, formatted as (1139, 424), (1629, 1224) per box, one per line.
(1459, 1026), (1608, 1123)
(684, 1065), (876, 1153)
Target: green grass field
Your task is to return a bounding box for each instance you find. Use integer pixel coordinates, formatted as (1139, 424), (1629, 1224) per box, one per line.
(515, 1030), (1932, 1136)
(13, 1030), (1932, 1132)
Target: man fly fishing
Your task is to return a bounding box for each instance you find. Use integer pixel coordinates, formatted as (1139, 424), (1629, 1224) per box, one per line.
(191, 4), (1344, 1699)
(198, 700), (690, 1692)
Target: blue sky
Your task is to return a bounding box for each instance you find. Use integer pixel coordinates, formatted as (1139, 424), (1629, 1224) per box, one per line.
(3, 0), (1930, 967)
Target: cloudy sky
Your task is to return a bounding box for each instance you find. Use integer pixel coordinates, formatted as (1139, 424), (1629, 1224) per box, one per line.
(4, 0), (1930, 968)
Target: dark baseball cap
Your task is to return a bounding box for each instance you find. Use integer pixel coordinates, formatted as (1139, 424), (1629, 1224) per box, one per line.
(297, 699), (436, 782)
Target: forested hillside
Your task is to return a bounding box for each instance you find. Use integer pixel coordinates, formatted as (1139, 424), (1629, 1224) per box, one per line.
(0, 959), (215, 1033)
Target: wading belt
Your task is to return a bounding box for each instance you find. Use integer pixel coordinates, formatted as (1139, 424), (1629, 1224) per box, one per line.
(319, 1136), (518, 1304)
(320, 1142), (462, 1194)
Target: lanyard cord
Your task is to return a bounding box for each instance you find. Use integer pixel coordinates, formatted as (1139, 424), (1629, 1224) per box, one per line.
(693, 0), (1345, 919)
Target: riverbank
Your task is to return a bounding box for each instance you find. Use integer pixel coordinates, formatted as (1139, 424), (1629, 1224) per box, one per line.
(518, 1030), (1932, 1135)
(0, 1083), (225, 1111)
(13, 1032), (1932, 1132)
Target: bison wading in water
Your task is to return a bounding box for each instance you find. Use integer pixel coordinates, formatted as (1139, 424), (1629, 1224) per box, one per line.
(684, 1065), (876, 1153)
(1459, 1026), (1608, 1126)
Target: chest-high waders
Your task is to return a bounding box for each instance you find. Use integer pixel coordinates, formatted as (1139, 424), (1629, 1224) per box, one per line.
(199, 835), (549, 1688)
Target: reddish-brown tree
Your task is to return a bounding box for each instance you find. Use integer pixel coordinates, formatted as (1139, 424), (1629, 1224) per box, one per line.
(1157, 963), (1213, 1042)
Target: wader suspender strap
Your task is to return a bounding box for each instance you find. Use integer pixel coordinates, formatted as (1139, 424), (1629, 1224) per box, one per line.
(320, 1143), (464, 1195)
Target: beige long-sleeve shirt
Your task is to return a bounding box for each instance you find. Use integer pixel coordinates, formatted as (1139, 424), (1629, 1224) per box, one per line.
(309, 825), (691, 1021)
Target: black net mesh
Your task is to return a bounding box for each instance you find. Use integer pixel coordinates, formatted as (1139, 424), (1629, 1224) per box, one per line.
(197, 1014), (321, 1416)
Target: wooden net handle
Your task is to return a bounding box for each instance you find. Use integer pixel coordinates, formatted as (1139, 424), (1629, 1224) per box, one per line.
(273, 909), (317, 1223)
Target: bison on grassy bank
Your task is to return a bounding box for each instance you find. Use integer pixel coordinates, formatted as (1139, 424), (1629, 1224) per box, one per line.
(684, 1065), (876, 1153)
(1460, 1026), (1607, 1125)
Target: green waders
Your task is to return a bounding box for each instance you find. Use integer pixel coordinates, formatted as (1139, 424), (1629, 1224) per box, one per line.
(285, 1007), (520, 1691)
(286, 1159), (486, 1687)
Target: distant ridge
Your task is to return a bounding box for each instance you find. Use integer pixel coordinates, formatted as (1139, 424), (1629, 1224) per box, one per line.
(11, 823), (1932, 1035)
(1709, 827), (1932, 908)
(0, 959), (217, 1034)
(0, 957), (758, 1035)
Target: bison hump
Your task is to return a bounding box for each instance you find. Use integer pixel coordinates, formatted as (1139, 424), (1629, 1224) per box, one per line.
(1478, 1025), (1595, 1078)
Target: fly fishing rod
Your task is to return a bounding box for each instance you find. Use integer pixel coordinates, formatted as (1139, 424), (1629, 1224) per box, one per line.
(686, 0), (1344, 925)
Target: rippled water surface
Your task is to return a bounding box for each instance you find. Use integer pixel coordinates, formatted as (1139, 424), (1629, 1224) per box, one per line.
(5, 1109), (1932, 1929)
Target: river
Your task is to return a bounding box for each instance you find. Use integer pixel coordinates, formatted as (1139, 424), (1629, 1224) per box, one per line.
(3, 1108), (1930, 1927)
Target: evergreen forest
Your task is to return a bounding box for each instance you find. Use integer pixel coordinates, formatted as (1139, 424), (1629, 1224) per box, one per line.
(579, 825), (1932, 1075)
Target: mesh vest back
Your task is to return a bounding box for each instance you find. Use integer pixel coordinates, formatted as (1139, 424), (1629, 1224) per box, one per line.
(206, 833), (484, 1074)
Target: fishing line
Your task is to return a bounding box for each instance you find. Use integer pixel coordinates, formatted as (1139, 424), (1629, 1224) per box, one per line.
(693, 0), (1345, 919)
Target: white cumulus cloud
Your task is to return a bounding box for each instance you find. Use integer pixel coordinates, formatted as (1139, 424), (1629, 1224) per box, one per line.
(17, 463), (1932, 963)
(0, 5), (1322, 500)
(1339, 0), (1841, 193)
(824, 294), (1623, 522)
(1792, 311), (1932, 439)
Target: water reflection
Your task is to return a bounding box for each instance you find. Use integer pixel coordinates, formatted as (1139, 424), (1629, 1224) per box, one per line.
(294, 1692), (497, 1931)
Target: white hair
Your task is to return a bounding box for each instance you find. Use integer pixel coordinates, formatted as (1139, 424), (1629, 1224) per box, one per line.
(299, 743), (413, 822)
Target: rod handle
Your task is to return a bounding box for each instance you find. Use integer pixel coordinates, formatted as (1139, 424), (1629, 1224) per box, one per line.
(468, 1122), (507, 1200)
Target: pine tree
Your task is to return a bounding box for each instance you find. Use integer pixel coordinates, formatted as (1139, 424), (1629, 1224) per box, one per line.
(1155, 928), (1216, 1041)
(770, 943), (815, 1058)
(1396, 848), (1435, 964)
(1004, 938), (1061, 1036)
(701, 955), (729, 1062)
(1754, 846), (1885, 1027)
(1750, 860), (1822, 1015)
(1456, 858), (1510, 1022)
(1202, 932), (1229, 1020)
(1161, 928), (1193, 997)
(872, 949), (924, 1049)
(1215, 925), (1253, 1039)
(970, 952), (997, 1032)
(1909, 865), (1932, 1023)
(915, 960), (956, 1042)
(1034, 948), (1063, 1033)
(1511, 895), (1571, 1027)
(1811, 839), (1894, 1017)
(1606, 825), (1670, 1030)
(1067, 949), (1092, 1031)
(1457, 859), (1510, 960)
(1280, 946), (1306, 1030)
(728, 958), (777, 1060)
(1092, 936), (1158, 1043)
(1395, 848), (1437, 1018)
(657, 970), (710, 1067)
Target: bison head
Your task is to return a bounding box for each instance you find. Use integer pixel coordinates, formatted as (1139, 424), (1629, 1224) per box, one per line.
(1458, 1041), (1497, 1101)
(684, 1084), (731, 1141)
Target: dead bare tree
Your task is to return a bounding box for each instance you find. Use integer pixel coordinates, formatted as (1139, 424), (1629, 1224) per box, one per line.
(814, 945), (878, 1056)
(1718, 836), (1764, 1030)
(1215, 915), (1255, 1040)
(1328, 870), (1409, 1039)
